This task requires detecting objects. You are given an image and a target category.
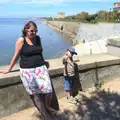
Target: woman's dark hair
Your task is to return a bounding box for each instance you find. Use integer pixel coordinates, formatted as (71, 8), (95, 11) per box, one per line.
(22, 21), (38, 37)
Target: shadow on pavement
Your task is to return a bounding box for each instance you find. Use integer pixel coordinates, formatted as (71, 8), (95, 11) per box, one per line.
(54, 90), (120, 120)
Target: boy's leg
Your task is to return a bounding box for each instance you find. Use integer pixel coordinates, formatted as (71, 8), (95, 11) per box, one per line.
(64, 76), (71, 99)
(66, 91), (77, 104)
(65, 90), (71, 99)
(64, 76), (77, 104)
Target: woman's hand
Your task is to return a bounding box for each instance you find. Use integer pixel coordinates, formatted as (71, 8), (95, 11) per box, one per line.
(0, 70), (10, 74)
(45, 61), (50, 68)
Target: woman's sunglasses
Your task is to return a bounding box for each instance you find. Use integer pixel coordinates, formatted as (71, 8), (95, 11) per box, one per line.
(27, 29), (38, 33)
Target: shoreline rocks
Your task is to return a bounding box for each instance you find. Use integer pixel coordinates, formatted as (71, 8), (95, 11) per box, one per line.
(46, 21), (80, 41)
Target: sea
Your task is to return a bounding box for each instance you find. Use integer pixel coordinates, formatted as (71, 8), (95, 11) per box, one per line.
(0, 18), (72, 65)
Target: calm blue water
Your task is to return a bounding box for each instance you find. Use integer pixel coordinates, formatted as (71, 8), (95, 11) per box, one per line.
(0, 18), (72, 65)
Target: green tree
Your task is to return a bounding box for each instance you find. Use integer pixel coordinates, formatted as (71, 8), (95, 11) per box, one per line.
(76, 11), (89, 21)
(97, 10), (108, 20)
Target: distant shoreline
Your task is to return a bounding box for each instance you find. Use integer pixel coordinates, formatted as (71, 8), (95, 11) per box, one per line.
(45, 21), (77, 45)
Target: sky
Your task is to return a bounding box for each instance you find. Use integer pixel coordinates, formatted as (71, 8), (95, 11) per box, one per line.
(0, 0), (119, 18)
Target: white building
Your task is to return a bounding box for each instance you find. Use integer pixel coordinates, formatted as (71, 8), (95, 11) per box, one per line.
(56, 12), (65, 19)
(113, 2), (120, 12)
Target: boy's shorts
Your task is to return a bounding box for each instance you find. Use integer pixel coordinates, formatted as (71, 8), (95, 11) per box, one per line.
(64, 76), (74, 91)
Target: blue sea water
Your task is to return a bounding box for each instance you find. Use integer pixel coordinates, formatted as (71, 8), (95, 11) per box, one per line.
(0, 18), (72, 65)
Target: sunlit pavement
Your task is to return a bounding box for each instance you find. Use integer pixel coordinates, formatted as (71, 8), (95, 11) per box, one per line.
(1, 78), (120, 120)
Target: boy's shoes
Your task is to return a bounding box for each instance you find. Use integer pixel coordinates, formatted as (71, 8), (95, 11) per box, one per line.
(74, 94), (82, 102)
(67, 96), (77, 104)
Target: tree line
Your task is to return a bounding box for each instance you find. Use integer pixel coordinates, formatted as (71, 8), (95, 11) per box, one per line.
(47, 10), (120, 23)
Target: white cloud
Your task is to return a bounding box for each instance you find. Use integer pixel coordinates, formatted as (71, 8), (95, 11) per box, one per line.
(0, 0), (115, 4)
(0, 0), (64, 4)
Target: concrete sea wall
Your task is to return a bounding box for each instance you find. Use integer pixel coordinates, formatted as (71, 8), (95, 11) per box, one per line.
(47, 21), (120, 42)
(47, 21), (120, 55)
(46, 21), (80, 38)
(0, 54), (120, 118)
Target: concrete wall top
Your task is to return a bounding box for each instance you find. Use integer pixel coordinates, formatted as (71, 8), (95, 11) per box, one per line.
(0, 53), (120, 86)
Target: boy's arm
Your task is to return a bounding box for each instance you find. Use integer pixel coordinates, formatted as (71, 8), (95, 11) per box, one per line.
(62, 55), (69, 76)
(62, 55), (68, 64)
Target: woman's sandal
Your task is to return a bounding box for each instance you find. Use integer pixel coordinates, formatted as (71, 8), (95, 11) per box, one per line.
(40, 113), (52, 120)
(47, 107), (57, 116)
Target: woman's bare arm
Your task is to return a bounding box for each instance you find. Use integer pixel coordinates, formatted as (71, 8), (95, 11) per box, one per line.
(0, 37), (24, 74)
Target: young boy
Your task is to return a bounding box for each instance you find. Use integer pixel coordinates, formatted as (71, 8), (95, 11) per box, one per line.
(62, 47), (77, 104)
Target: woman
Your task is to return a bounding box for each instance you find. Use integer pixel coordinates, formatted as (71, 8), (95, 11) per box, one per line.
(0, 21), (56, 120)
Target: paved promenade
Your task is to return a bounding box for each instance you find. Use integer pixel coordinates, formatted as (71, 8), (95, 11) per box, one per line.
(1, 77), (120, 120)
